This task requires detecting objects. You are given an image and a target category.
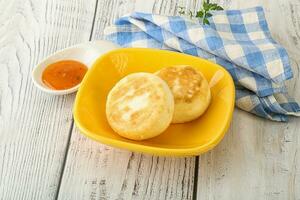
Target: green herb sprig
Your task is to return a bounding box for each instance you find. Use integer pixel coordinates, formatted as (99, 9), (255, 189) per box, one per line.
(178, 0), (223, 25)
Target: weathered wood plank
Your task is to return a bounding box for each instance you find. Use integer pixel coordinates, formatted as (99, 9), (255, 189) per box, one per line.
(58, 1), (197, 199)
(197, 1), (300, 199)
(58, 133), (195, 200)
(0, 0), (96, 199)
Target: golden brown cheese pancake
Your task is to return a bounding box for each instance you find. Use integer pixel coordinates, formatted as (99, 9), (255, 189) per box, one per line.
(156, 65), (211, 123)
(106, 72), (174, 140)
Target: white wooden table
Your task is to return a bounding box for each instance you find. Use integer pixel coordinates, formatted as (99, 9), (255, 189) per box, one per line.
(1, 0), (300, 199)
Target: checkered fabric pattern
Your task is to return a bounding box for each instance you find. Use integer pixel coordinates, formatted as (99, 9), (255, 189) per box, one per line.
(104, 7), (300, 121)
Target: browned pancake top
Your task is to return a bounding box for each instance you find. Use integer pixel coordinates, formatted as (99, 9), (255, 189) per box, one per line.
(107, 74), (164, 127)
(156, 66), (206, 103)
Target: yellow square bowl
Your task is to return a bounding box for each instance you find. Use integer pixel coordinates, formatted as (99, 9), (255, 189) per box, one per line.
(74, 48), (235, 156)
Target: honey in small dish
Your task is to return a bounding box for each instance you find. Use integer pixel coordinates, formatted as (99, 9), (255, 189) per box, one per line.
(42, 60), (88, 90)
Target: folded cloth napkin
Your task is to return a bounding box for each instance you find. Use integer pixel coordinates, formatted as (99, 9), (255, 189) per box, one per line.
(104, 7), (300, 121)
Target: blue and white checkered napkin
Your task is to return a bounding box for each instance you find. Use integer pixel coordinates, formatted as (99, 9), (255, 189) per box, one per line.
(104, 7), (300, 121)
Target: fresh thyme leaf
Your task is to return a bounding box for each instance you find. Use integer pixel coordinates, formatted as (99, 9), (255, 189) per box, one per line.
(209, 3), (218, 9)
(215, 5), (224, 10)
(196, 10), (204, 18)
(178, 0), (223, 25)
(203, 2), (210, 10)
(203, 18), (210, 25)
(178, 6), (185, 15)
(206, 12), (212, 17)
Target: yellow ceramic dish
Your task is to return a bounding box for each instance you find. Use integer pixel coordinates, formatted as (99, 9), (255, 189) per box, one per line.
(74, 48), (235, 156)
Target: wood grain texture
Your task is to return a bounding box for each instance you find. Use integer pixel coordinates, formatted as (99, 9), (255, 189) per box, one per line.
(58, 131), (195, 200)
(1, 0), (300, 199)
(198, 1), (300, 199)
(0, 0), (96, 199)
(58, 1), (198, 200)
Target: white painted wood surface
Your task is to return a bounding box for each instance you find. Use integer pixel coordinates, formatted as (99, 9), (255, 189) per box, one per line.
(0, 0), (300, 199)
(0, 0), (96, 199)
(198, 1), (300, 200)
